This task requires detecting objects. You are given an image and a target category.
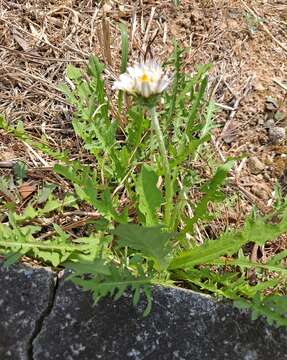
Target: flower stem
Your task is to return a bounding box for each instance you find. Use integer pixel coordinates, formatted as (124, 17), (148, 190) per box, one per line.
(149, 106), (173, 228)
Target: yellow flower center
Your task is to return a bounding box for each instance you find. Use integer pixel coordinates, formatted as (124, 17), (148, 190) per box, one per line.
(139, 73), (150, 83)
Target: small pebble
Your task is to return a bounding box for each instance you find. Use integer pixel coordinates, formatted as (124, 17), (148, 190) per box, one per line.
(268, 126), (286, 144)
(265, 97), (278, 111)
(264, 119), (275, 129)
(248, 156), (265, 175)
(252, 185), (269, 201)
(258, 118), (265, 126)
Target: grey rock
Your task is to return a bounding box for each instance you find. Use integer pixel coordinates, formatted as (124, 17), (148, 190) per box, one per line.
(264, 119), (275, 129)
(34, 280), (287, 360)
(248, 156), (265, 174)
(268, 126), (286, 144)
(0, 264), (55, 360)
(265, 97), (278, 111)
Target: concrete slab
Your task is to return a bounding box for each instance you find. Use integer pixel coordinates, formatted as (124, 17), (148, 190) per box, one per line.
(0, 264), (55, 360)
(33, 280), (287, 360)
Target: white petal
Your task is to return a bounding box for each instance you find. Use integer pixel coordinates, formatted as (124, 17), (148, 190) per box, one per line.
(113, 73), (135, 93)
(113, 61), (170, 98)
(157, 76), (170, 93)
(141, 82), (151, 97)
(130, 64), (143, 78)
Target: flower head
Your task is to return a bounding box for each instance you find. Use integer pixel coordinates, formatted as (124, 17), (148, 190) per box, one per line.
(113, 61), (170, 98)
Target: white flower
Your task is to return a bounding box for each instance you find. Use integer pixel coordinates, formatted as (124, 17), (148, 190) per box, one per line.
(113, 61), (170, 98)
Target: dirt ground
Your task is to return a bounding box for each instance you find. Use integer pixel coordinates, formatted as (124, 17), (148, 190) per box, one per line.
(0, 0), (287, 256)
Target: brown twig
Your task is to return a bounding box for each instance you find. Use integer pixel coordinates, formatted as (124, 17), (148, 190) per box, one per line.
(37, 216), (98, 240)
(0, 160), (17, 168)
(101, 10), (112, 65)
(273, 79), (287, 92)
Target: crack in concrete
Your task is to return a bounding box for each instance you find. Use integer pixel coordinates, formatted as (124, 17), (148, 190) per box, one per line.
(27, 274), (58, 360)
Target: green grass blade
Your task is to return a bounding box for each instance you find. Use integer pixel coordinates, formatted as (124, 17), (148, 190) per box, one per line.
(186, 76), (208, 138)
(118, 23), (129, 113)
(119, 23), (129, 74)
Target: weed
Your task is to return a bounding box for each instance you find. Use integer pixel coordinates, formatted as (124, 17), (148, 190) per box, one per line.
(244, 11), (263, 36)
(0, 40), (287, 326)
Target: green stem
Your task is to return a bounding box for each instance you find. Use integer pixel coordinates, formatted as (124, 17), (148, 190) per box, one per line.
(149, 106), (173, 228)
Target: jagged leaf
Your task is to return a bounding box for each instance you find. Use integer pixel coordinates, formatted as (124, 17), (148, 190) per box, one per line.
(136, 165), (163, 226)
(170, 208), (287, 270)
(114, 224), (173, 270)
(169, 231), (247, 270)
(210, 258), (287, 276)
(66, 64), (82, 80)
(0, 222), (92, 267)
(13, 161), (28, 183)
(67, 259), (153, 316)
(182, 160), (235, 235)
(66, 259), (112, 277)
(243, 215), (287, 245)
(235, 294), (287, 327)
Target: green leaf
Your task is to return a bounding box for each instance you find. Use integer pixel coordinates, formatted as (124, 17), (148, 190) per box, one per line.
(0, 221), (92, 267)
(88, 56), (106, 111)
(166, 39), (184, 120)
(193, 101), (216, 160)
(267, 250), (287, 266)
(15, 204), (37, 221)
(182, 160), (234, 235)
(136, 165), (163, 226)
(40, 197), (62, 214)
(66, 259), (112, 277)
(114, 224), (173, 270)
(54, 164), (79, 183)
(186, 75), (208, 137)
(37, 184), (57, 205)
(119, 23), (129, 74)
(118, 146), (129, 170)
(210, 258), (287, 276)
(0, 119), (69, 162)
(171, 208), (287, 270)
(117, 23), (128, 112)
(0, 115), (9, 129)
(13, 161), (28, 183)
(58, 83), (78, 105)
(33, 249), (61, 267)
(235, 294), (287, 327)
(0, 177), (16, 203)
(243, 215), (287, 246)
(127, 107), (147, 147)
(67, 259), (153, 316)
(3, 252), (23, 267)
(169, 231), (247, 270)
(53, 224), (70, 241)
(66, 64), (82, 80)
